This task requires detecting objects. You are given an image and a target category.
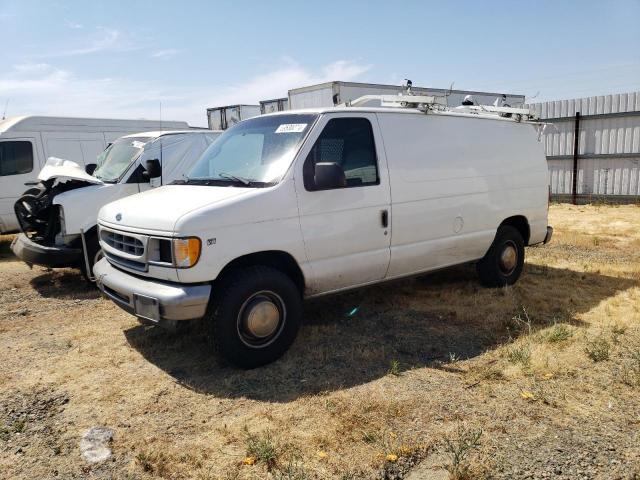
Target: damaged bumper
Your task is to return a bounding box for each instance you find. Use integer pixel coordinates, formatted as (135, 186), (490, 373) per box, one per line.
(11, 233), (82, 268)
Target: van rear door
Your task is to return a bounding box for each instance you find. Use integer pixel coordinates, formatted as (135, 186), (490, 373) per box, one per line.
(294, 113), (391, 294)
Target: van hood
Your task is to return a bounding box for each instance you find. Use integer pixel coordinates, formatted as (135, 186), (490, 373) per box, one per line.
(38, 157), (103, 185)
(99, 184), (256, 233)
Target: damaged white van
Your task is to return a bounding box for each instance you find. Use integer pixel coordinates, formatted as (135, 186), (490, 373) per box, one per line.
(0, 115), (190, 233)
(11, 130), (220, 280)
(93, 95), (553, 368)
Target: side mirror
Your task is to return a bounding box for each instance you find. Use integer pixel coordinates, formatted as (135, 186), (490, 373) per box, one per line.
(145, 159), (162, 179)
(314, 162), (346, 190)
(85, 163), (97, 175)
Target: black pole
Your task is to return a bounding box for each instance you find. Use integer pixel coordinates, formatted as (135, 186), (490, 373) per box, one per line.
(572, 112), (581, 205)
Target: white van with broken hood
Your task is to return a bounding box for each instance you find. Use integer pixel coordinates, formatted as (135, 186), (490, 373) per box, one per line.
(11, 130), (220, 280)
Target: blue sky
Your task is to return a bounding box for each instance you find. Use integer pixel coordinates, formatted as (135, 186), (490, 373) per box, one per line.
(1, 0), (639, 126)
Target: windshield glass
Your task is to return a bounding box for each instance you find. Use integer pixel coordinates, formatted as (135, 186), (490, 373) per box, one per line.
(186, 114), (317, 186)
(93, 136), (150, 182)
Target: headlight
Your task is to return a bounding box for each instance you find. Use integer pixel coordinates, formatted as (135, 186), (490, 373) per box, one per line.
(172, 237), (201, 268)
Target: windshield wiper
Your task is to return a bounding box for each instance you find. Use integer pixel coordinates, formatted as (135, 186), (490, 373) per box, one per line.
(175, 176), (274, 188)
(217, 172), (251, 185)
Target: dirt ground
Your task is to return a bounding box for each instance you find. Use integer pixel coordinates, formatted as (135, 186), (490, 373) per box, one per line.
(1, 204), (639, 480)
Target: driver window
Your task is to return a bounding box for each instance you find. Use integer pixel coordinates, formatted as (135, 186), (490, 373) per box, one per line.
(303, 118), (378, 190)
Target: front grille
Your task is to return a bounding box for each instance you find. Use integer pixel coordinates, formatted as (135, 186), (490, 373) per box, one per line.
(102, 231), (144, 256)
(105, 252), (147, 272)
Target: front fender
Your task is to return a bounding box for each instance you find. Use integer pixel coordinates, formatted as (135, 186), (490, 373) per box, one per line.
(54, 183), (140, 235)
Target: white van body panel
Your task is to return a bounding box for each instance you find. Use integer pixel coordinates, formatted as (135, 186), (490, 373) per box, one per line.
(55, 183), (141, 235)
(99, 179), (309, 285)
(376, 112), (548, 278)
(292, 112), (392, 293)
(0, 116), (190, 233)
(96, 105), (550, 308)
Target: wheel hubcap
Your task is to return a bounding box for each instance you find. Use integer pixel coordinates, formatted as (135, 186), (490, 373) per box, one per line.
(245, 299), (280, 338)
(499, 241), (518, 275)
(237, 291), (285, 348)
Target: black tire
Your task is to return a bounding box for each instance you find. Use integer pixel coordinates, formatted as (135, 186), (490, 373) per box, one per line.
(476, 225), (525, 287)
(206, 265), (302, 368)
(80, 234), (103, 283)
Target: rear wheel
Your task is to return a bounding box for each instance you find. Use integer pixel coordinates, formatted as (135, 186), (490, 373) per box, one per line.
(476, 225), (525, 287)
(206, 266), (302, 368)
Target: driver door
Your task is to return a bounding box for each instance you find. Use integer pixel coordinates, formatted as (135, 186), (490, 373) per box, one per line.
(294, 113), (391, 294)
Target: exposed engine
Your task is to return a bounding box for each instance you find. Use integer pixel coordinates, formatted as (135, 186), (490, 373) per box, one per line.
(14, 179), (93, 244)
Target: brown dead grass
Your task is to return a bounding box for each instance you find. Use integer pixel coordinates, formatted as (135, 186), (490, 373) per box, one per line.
(1, 205), (639, 479)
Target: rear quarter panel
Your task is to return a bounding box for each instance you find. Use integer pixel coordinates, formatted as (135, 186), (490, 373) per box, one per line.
(377, 112), (548, 278)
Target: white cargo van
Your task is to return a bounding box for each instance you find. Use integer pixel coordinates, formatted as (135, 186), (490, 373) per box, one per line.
(11, 130), (220, 280)
(93, 95), (553, 368)
(0, 116), (190, 233)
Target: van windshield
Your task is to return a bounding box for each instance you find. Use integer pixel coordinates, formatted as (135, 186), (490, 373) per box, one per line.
(93, 136), (150, 183)
(185, 114), (317, 187)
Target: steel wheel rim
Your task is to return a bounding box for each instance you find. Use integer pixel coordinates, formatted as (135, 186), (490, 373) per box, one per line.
(499, 240), (518, 275)
(237, 290), (286, 348)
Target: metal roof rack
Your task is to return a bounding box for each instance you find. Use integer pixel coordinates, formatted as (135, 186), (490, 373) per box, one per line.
(346, 93), (539, 122)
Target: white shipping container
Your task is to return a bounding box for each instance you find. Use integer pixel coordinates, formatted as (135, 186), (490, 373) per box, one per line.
(207, 105), (261, 130)
(260, 98), (289, 114)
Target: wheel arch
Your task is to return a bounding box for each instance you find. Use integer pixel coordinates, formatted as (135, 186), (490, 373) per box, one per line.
(215, 250), (305, 295)
(499, 215), (530, 245)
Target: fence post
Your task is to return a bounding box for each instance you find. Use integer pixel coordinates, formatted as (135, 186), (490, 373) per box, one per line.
(572, 112), (581, 205)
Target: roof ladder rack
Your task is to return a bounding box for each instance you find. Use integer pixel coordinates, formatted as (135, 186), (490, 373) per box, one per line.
(346, 94), (447, 109)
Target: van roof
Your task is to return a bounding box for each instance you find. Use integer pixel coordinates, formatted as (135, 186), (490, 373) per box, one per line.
(120, 129), (218, 139)
(0, 115), (190, 134)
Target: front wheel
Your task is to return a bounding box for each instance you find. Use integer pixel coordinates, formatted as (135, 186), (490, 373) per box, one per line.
(206, 266), (302, 368)
(476, 225), (525, 287)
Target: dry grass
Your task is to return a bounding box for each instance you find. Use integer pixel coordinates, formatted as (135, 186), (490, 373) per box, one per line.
(1, 204), (639, 479)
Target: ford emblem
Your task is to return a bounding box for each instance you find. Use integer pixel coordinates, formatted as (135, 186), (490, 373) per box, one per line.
(115, 213), (122, 221)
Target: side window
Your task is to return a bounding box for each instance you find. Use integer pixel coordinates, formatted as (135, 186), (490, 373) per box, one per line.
(303, 117), (379, 190)
(0, 141), (34, 177)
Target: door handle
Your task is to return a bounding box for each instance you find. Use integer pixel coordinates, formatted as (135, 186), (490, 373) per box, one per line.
(381, 209), (389, 228)
(24, 182), (38, 186)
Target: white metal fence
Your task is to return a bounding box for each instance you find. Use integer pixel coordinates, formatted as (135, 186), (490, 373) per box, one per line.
(527, 92), (640, 202)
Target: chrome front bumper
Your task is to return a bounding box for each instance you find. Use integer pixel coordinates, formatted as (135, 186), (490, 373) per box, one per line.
(93, 258), (211, 322)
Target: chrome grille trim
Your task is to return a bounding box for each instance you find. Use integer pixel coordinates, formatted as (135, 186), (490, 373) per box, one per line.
(105, 252), (147, 272)
(103, 231), (144, 256)
(99, 225), (149, 273)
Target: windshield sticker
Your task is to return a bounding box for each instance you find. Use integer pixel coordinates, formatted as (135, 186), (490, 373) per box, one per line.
(131, 141), (146, 148)
(275, 123), (307, 133)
